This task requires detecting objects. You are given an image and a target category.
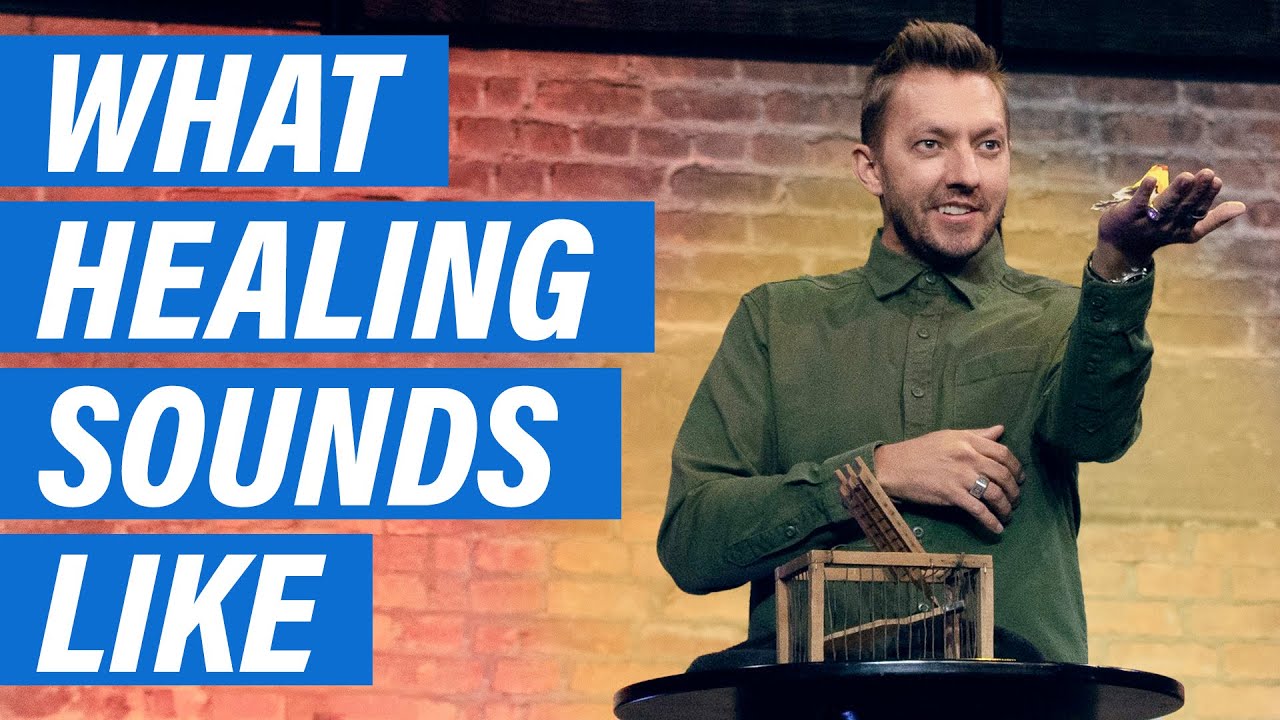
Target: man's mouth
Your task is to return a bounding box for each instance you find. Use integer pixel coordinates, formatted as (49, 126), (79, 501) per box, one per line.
(936, 203), (980, 216)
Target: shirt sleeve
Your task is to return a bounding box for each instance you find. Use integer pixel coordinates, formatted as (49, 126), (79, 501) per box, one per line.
(1035, 262), (1155, 462)
(658, 290), (877, 595)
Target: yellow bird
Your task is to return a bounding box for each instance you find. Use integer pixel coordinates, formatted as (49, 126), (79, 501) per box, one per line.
(1091, 164), (1169, 211)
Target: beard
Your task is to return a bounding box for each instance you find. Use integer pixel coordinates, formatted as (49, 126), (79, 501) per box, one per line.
(882, 180), (1005, 271)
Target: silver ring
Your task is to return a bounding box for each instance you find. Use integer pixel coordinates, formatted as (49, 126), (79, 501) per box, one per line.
(1146, 206), (1162, 222)
(1188, 211), (1207, 221)
(969, 475), (990, 500)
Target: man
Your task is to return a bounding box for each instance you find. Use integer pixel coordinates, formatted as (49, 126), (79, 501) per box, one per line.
(658, 19), (1245, 667)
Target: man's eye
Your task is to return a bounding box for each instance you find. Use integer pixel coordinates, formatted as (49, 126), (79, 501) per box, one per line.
(917, 140), (939, 150)
(981, 140), (1003, 151)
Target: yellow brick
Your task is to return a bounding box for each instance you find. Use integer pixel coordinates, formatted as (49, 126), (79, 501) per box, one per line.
(527, 703), (613, 720)
(1079, 524), (1182, 563)
(567, 661), (685, 695)
(1136, 563), (1224, 599)
(1186, 605), (1280, 640)
(552, 539), (630, 575)
(1081, 561), (1132, 598)
(631, 545), (672, 581)
(1232, 568), (1280, 601)
(1223, 644), (1280, 680)
(638, 622), (745, 661)
(660, 586), (750, 624)
(1087, 600), (1182, 637)
(1106, 641), (1219, 679)
(547, 580), (649, 619)
(1188, 682), (1280, 719)
(1147, 312), (1252, 353)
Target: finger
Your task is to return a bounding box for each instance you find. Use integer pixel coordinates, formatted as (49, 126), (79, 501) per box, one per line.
(975, 457), (1020, 511)
(974, 479), (1013, 523)
(969, 424), (1004, 441)
(1127, 176), (1160, 216)
(1175, 169), (1216, 215)
(1193, 200), (1248, 239)
(1152, 171), (1196, 213)
(954, 491), (1003, 534)
(971, 435), (1025, 486)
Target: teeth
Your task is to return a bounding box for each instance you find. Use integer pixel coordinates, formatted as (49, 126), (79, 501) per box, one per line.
(939, 205), (972, 215)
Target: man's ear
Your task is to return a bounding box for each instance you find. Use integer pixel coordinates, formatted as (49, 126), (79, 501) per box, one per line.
(852, 143), (883, 197)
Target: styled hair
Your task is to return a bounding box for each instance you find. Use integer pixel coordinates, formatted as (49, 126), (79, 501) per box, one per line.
(860, 19), (1007, 148)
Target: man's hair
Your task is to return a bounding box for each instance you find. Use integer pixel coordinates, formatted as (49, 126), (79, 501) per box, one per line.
(860, 19), (1007, 148)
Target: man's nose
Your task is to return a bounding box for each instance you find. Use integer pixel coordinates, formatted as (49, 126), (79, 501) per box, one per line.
(944, 147), (982, 189)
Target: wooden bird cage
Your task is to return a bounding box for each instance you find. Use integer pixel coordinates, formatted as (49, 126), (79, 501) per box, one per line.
(775, 458), (994, 663)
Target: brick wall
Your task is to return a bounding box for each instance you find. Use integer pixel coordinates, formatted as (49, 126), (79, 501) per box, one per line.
(0, 13), (1277, 720)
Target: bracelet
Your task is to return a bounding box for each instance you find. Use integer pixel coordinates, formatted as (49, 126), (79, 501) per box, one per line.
(1087, 251), (1152, 284)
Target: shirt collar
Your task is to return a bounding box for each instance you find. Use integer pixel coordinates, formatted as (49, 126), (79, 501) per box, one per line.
(863, 227), (1009, 307)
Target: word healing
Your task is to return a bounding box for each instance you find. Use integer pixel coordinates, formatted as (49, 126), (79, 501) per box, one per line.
(0, 534), (371, 685)
(0, 202), (654, 352)
(0, 369), (622, 519)
(0, 36), (447, 185)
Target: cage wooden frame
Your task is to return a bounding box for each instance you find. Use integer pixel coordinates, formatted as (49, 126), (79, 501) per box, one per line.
(775, 549), (994, 663)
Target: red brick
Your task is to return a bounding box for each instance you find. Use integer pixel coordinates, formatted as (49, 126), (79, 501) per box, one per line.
(787, 178), (867, 210)
(638, 129), (691, 159)
(433, 536), (473, 571)
(469, 578), (546, 614)
(527, 703), (611, 720)
(375, 572), (428, 609)
(1011, 108), (1091, 143)
(494, 161), (547, 198)
(740, 60), (852, 85)
(669, 166), (778, 205)
(653, 89), (758, 122)
(32, 16), (154, 34)
(1006, 73), (1073, 100)
(1185, 82), (1280, 110)
(580, 125), (633, 156)
(535, 80), (644, 117)
(517, 121), (574, 155)
(1210, 118), (1280, 154)
(549, 163), (663, 199)
(0, 687), (73, 717)
(1100, 113), (1205, 146)
(456, 117), (516, 154)
(492, 659), (562, 694)
(450, 75), (481, 111)
(208, 692), (285, 720)
(475, 538), (548, 575)
(0, 187), (39, 200)
(655, 212), (748, 245)
(484, 77), (524, 110)
(750, 215), (866, 250)
(0, 13), (32, 34)
(523, 620), (632, 656)
(752, 134), (807, 167)
(1075, 77), (1177, 104)
(447, 160), (491, 196)
(417, 658), (488, 694)
(764, 91), (859, 126)
(463, 704), (525, 720)
(693, 133), (747, 160)
(630, 56), (736, 79)
(45, 187), (166, 201)
(1246, 199), (1280, 228)
(374, 534), (433, 574)
(423, 574), (469, 611)
(391, 613), (468, 655)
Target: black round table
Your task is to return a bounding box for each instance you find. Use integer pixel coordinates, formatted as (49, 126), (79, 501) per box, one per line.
(614, 661), (1184, 720)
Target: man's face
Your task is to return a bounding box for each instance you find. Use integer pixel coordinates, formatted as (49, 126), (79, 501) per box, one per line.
(861, 68), (1010, 267)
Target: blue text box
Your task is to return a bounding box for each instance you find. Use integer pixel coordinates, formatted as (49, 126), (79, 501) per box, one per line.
(0, 36), (446, 186)
(0, 201), (655, 352)
(0, 533), (372, 685)
(0, 368), (622, 519)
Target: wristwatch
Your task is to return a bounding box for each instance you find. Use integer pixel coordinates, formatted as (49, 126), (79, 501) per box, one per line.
(1087, 251), (1152, 284)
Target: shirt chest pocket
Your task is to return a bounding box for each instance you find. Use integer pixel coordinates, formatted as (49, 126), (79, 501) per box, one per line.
(949, 345), (1045, 428)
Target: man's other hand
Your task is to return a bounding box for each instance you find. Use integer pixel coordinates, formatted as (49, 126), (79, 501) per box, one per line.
(1094, 167), (1248, 278)
(871, 425), (1024, 534)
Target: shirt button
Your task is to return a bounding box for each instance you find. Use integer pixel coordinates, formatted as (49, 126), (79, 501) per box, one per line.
(912, 526), (925, 538)
(924, 273), (938, 284)
(784, 525), (798, 539)
(916, 328), (931, 339)
(911, 387), (925, 398)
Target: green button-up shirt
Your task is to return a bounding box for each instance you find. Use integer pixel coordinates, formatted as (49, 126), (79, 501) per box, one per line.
(659, 230), (1154, 663)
